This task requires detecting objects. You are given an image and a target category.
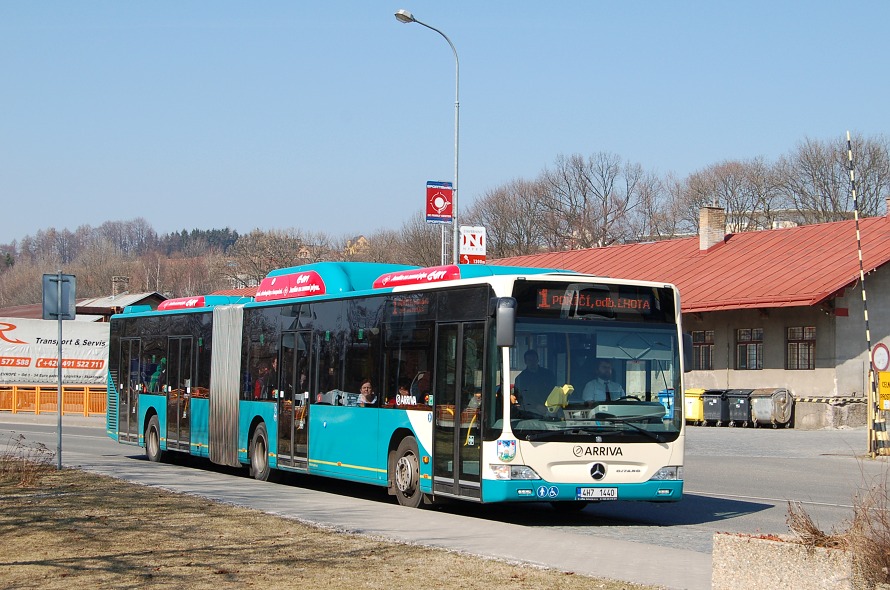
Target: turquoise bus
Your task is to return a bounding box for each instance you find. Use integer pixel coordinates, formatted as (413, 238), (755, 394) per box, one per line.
(107, 262), (689, 509)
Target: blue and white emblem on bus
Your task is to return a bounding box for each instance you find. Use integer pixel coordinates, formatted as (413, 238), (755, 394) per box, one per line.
(497, 439), (517, 462)
(536, 485), (559, 499)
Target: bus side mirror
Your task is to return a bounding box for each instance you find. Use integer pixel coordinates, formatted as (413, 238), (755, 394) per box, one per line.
(490, 297), (516, 347)
(683, 333), (693, 372)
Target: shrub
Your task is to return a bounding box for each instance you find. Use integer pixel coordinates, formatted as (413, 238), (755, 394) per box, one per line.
(787, 469), (890, 587)
(0, 433), (55, 486)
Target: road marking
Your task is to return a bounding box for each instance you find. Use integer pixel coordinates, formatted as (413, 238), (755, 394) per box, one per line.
(686, 490), (853, 510)
(1, 426), (107, 441)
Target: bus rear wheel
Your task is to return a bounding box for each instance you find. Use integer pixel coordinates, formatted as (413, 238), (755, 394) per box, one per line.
(392, 437), (423, 508)
(250, 423), (271, 481)
(145, 415), (164, 463)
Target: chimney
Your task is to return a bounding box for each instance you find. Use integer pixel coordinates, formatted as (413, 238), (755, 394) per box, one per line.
(885, 196), (890, 217)
(112, 276), (130, 298)
(699, 206), (726, 251)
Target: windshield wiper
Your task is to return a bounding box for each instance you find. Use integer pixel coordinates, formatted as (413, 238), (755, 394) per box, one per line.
(523, 423), (663, 443)
(524, 428), (604, 441)
(593, 417), (664, 443)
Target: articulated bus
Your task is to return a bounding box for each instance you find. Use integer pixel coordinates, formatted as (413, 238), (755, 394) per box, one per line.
(107, 262), (689, 509)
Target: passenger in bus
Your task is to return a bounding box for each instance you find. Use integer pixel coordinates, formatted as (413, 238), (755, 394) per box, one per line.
(582, 359), (625, 405)
(392, 380), (411, 406)
(253, 363), (270, 400)
(467, 389), (482, 410)
(149, 358), (166, 393)
(267, 357), (279, 399)
(358, 379), (377, 407)
(409, 371), (431, 404)
(513, 350), (556, 416)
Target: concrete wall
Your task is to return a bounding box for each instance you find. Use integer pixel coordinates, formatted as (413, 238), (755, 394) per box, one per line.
(793, 400), (868, 430)
(684, 265), (890, 400)
(684, 307), (837, 395)
(712, 533), (862, 590)
(835, 267), (890, 396)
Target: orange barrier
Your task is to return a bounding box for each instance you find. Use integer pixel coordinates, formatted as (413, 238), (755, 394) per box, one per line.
(0, 384), (106, 416)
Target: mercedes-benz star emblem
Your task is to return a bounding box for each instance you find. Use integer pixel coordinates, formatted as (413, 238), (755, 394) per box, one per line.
(590, 463), (606, 480)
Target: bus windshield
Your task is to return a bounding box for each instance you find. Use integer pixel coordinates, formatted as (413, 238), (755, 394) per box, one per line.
(507, 281), (682, 443)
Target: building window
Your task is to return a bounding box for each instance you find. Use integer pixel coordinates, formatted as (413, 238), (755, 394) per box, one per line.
(736, 328), (763, 370)
(692, 330), (714, 370)
(787, 326), (816, 370)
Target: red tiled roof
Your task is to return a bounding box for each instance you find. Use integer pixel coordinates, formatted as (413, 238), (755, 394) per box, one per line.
(496, 216), (890, 313)
(0, 303), (55, 320)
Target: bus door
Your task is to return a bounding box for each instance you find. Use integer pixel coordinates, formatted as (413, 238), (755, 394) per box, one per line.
(433, 322), (484, 499)
(165, 336), (193, 451)
(278, 330), (312, 469)
(118, 338), (141, 443)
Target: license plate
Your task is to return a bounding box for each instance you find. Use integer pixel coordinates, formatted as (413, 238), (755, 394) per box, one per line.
(577, 487), (618, 500)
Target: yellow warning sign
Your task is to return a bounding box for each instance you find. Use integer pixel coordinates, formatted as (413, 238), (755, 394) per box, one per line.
(879, 371), (890, 411)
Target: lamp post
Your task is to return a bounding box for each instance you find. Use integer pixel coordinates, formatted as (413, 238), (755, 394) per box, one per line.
(395, 9), (460, 265)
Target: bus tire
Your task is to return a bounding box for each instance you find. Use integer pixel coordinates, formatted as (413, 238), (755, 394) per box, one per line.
(250, 423), (271, 482)
(145, 415), (164, 463)
(392, 436), (423, 508)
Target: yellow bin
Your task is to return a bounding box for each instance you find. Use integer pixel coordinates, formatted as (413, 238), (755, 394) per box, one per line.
(684, 389), (705, 426)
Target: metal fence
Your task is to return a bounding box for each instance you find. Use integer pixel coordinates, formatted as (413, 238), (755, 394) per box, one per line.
(0, 384), (106, 416)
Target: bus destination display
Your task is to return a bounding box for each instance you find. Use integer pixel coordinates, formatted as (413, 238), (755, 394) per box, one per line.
(536, 288), (653, 315)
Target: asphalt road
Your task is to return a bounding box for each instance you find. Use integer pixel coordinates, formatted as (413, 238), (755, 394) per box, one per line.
(2, 413), (886, 590)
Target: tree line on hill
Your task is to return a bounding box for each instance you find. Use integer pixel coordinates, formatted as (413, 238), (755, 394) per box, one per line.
(1, 133), (888, 307)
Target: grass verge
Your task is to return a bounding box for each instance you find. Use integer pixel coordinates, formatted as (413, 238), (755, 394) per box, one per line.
(0, 439), (654, 590)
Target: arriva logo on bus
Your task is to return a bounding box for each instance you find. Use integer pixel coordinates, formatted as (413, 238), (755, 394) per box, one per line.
(573, 445), (624, 457)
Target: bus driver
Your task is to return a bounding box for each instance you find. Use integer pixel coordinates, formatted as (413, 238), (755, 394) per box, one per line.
(582, 359), (625, 406)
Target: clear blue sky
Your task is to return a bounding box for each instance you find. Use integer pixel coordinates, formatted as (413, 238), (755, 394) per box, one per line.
(2, 2), (888, 244)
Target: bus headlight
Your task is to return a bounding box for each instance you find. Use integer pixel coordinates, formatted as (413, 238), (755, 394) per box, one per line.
(649, 466), (683, 481)
(490, 464), (541, 480)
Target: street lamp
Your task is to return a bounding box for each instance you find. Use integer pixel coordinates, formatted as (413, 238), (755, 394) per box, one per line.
(395, 9), (460, 265)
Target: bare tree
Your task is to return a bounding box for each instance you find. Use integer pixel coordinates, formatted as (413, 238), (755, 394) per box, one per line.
(684, 159), (783, 232)
(219, 228), (335, 288)
(850, 134), (890, 217)
(645, 172), (693, 239)
(397, 213), (442, 267)
(138, 252), (164, 293)
(0, 261), (44, 307)
(745, 157), (785, 229)
(777, 134), (890, 223)
(353, 228), (409, 264)
(464, 178), (550, 258)
(155, 252), (230, 297)
(540, 152), (647, 248)
(128, 217), (159, 255)
(67, 240), (130, 298)
(621, 167), (671, 242)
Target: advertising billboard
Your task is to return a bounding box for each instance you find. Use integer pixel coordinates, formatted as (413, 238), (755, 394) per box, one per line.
(0, 318), (109, 385)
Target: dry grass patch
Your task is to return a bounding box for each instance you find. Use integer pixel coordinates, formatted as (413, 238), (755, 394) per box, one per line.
(787, 466), (890, 587)
(0, 459), (654, 589)
(0, 432), (55, 486)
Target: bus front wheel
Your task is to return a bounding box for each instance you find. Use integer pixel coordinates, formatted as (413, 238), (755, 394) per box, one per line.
(145, 415), (163, 463)
(392, 437), (423, 508)
(250, 423), (271, 481)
